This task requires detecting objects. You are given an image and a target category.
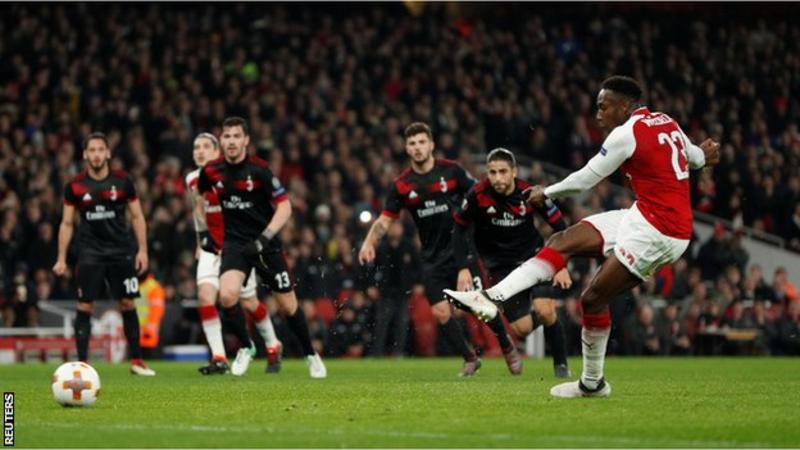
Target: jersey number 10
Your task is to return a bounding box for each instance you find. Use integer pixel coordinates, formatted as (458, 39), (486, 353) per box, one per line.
(658, 131), (690, 181)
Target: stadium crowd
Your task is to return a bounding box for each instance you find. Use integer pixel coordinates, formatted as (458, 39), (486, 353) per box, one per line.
(0, 3), (798, 357)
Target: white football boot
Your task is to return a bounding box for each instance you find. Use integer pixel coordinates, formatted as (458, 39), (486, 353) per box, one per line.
(306, 353), (327, 379)
(443, 289), (498, 321)
(550, 378), (611, 398)
(231, 342), (256, 376)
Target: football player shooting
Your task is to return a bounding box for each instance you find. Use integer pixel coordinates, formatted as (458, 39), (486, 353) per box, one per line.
(451, 148), (573, 378)
(446, 76), (720, 397)
(53, 132), (155, 376)
(195, 117), (325, 378)
(187, 132), (283, 375)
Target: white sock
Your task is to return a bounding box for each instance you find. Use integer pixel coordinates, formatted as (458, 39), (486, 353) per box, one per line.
(202, 318), (226, 360)
(485, 258), (555, 302)
(580, 326), (611, 390)
(256, 315), (280, 348)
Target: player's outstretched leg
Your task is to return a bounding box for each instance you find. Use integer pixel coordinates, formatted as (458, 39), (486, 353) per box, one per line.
(550, 256), (639, 398)
(120, 299), (156, 376)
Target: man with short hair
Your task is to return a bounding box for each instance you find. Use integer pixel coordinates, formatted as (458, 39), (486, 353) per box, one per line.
(452, 147), (572, 377)
(195, 117), (325, 378)
(359, 122), (491, 376)
(447, 76), (720, 397)
(53, 132), (155, 375)
(186, 132), (282, 375)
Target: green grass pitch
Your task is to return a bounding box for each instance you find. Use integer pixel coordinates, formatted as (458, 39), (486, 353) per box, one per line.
(5, 357), (800, 448)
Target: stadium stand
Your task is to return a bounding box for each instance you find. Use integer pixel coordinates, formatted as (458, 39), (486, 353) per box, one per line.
(0, 3), (798, 358)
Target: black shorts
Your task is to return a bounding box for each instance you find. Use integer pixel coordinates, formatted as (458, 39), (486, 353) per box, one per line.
(423, 260), (487, 306)
(76, 258), (139, 302)
(221, 242), (293, 294)
(487, 265), (566, 323)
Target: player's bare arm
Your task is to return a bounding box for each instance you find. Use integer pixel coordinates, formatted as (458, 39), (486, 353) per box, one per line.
(262, 199), (292, 240)
(358, 214), (394, 265)
(128, 199), (149, 274)
(53, 203), (76, 277)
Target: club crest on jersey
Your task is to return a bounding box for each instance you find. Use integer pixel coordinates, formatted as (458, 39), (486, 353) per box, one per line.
(461, 198), (468, 210)
(519, 200), (526, 216)
(439, 177), (448, 193)
(110, 185), (117, 201)
(246, 175), (254, 192)
(408, 190), (418, 199)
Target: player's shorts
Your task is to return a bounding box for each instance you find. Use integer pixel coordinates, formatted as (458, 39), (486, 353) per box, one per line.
(196, 250), (257, 298)
(487, 265), (565, 323)
(580, 203), (690, 280)
(220, 242), (293, 294)
(423, 260), (486, 306)
(76, 258), (138, 302)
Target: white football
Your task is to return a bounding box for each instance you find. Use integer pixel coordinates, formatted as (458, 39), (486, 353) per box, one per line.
(51, 362), (101, 407)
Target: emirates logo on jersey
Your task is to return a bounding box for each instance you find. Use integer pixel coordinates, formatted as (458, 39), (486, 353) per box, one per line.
(246, 175), (254, 192)
(439, 177), (448, 193)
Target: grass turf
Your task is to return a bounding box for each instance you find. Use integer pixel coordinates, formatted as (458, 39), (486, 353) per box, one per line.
(4, 357), (800, 448)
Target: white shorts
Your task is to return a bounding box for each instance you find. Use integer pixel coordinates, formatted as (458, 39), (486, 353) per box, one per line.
(580, 203), (689, 280)
(197, 250), (258, 298)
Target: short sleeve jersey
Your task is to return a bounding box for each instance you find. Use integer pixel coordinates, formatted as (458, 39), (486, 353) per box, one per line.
(197, 155), (288, 245)
(381, 159), (475, 269)
(454, 178), (565, 269)
(63, 170), (138, 262)
(186, 168), (224, 249)
(588, 106), (694, 239)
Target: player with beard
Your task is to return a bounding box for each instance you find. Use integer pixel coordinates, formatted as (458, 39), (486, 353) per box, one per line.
(359, 122), (507, 377)
(451, 148), (572, 378)
(195, 117), (326, 378)
(186, 132), (283, 375)
(53, 132), (155, 375)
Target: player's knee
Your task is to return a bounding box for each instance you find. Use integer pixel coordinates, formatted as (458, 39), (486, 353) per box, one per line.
(581, 286), (604, 313)
(118, 298), (136, 311)
(509, 321), (529, 339)
(197, 285), (217, 306)
(275, 293), (298, 315)
(432, 302), (450, 323)
(218, 288), (239, 308)
(534, 301), (557, 326)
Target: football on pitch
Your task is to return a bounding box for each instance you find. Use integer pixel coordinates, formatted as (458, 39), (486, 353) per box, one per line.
(51, 361), (101, 407)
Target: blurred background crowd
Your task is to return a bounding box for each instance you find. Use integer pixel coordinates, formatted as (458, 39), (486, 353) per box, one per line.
(0, 3), (798, 357)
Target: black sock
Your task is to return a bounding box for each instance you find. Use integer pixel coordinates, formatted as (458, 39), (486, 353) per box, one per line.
(544, 319), (568, 366)
(74, 310), (92, 362)
(486, 314), (513, 352)
(285, 307), (315, 356)
(121, 309), (142, 360)
(223, 304), (252, 349)
(529, 311), (542, 330)
(442, 318), (476, 361)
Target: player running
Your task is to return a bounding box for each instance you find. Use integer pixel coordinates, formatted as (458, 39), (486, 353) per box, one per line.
(186, 132), (283, 375)
(195, 117), (326, 378)
(452, 148), (572, 377)
(359, 122), (506, 377)
(53, 132), (155, 376)
(446, 76), (720, 397)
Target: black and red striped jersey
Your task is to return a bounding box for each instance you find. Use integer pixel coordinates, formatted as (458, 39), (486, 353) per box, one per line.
(454, 178), (566, 269)
(197, 155), (288, 245)
(63, 170), (138, 262)
(381, 159), (475, 268)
